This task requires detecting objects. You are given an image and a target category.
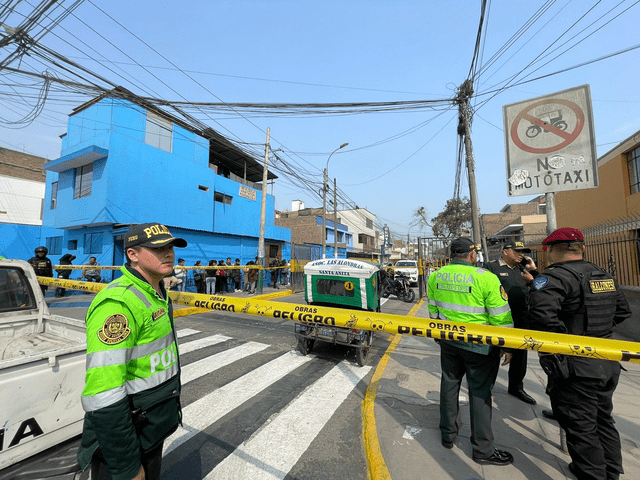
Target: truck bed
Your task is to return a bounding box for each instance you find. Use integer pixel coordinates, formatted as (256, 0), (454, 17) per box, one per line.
(0, 314), (87, 471)
(0, 314), (86, 368)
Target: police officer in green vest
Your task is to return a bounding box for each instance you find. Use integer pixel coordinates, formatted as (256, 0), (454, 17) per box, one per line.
(77, 223), (187, 480)
(428, 237), (515, 466)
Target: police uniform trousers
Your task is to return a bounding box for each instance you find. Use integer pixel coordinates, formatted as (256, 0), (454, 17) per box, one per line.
(439, 341), (500, 458)
(91, 443), (163, 480)
(508, 349), (527, 392)
(508, 314), (529, 392)
(549, 358), (622, 480)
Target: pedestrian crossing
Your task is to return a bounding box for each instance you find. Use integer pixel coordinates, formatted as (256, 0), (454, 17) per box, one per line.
(163, 326), (372, 479)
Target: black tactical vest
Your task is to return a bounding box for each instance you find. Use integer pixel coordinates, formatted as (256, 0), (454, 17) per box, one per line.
(30, 258), (51, 276)
(553, 262), (618, 338)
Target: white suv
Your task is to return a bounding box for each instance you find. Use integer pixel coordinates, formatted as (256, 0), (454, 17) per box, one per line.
(393, 260), (418, 286)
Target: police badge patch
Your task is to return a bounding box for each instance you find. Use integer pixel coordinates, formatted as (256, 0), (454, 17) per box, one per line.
(98, 313), (132, 345)
(533, 277), (549, 290)
(500, 285), (508, 301)
(152, 308), (166, 321)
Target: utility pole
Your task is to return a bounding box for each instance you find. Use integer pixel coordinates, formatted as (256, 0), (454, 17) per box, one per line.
(456, 79), (488, 259)
(333, 178), (338, 258)
(322, 168), (328, 258)
(257, 127), (270, 294)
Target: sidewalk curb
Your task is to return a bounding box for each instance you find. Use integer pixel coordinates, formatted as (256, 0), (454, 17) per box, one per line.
(363, 299), (424, 480)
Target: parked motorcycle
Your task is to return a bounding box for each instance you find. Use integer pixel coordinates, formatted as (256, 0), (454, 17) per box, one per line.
(381, 271), (415, 303)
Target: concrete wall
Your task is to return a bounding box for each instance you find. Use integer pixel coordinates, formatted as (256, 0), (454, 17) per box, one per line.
(0, 223), (42, 260)
(556, 130), (640, 229)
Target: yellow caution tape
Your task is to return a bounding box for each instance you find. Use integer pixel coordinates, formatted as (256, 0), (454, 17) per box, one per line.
(52, 264), (265, 270)
(39, 276), (106, 293)
(37, 276), (640, 363)
(52, 265), (122, 270)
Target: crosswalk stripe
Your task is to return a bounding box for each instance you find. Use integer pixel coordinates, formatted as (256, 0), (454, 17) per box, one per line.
(178, 334), (232, 354)
(181, 342), (270, 385)
(163, 351), (313, 456)
(176, 328), (201, 338)
(207, 361), (371, 479)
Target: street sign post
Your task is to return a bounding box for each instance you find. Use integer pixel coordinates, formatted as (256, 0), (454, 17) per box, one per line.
(503, 85), (598, 197)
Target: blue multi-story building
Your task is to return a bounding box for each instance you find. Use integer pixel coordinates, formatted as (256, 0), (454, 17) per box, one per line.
(40, 91), (290, 283)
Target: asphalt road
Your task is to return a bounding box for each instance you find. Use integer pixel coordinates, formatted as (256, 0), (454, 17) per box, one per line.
(48, 290), (417, 479)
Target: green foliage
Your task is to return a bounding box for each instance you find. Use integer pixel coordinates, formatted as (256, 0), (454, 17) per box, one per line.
(414, 197), (471, 238)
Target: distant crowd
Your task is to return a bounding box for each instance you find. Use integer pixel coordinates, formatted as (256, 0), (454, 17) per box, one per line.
(25, 245), (290, 297)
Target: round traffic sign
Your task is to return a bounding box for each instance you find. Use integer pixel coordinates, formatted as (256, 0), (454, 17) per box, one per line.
(344, 281), (354, 291)
(510, 98), (585, 154)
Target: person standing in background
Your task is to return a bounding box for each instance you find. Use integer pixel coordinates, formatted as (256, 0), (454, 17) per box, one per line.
(83, 257), (102, 283)
(174, 258), (187, 292)
(193, 260), (205, 294)
(245, 261), (258, 294)
(27, 246), (53, 296)
(55, 253), (76, 297)
(484, 241), (538, 405)
(206, 260), (217, 295)
(231, 258), (242, 292)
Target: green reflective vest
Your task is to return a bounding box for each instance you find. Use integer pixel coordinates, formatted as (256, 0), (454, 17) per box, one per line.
(78, 266), (181, 477)
(428, 260), (513, 354)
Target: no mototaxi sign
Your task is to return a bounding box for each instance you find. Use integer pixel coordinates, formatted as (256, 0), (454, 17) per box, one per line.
(503, 85), (598, 197)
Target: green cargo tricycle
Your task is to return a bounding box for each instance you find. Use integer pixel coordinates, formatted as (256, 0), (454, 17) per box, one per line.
(294, 258), (381, 366)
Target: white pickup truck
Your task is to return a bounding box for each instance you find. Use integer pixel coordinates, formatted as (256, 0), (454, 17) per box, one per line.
(393, 260), (419, 286)
(0, 259), (88, 480)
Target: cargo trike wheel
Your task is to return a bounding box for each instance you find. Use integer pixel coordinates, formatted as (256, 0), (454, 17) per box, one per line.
(355, 331), (373, 367)
(297, 337), (315, 355)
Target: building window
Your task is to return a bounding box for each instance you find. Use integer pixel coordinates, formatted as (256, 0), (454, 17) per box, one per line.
(74, 164), (93, 199)
(214, 192), (232, 205)
(84, 232), (103, 254)
(628, 146), (640, 194)
(145, 111), (172, 152)
(46, 236), (63, 255)
(51, 182), (58, 209)
(366, 218), (373, 229)
(68, 240), (78, 250)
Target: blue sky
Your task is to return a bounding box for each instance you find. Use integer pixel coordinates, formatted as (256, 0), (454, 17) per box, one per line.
(1, 0), (639, 240)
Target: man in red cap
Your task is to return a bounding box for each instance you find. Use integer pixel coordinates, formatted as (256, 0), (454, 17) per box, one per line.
(528, 227), (631, 480)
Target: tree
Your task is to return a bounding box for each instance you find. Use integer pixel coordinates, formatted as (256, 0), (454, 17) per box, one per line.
(414, 197), (471, 238)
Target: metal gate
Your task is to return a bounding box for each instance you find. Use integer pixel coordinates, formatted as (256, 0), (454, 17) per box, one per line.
(417, 237), (450, 297)
(290, 243), (322, 292)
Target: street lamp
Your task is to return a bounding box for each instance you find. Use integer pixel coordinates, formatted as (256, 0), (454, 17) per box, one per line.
(322, 142), (348, 258)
